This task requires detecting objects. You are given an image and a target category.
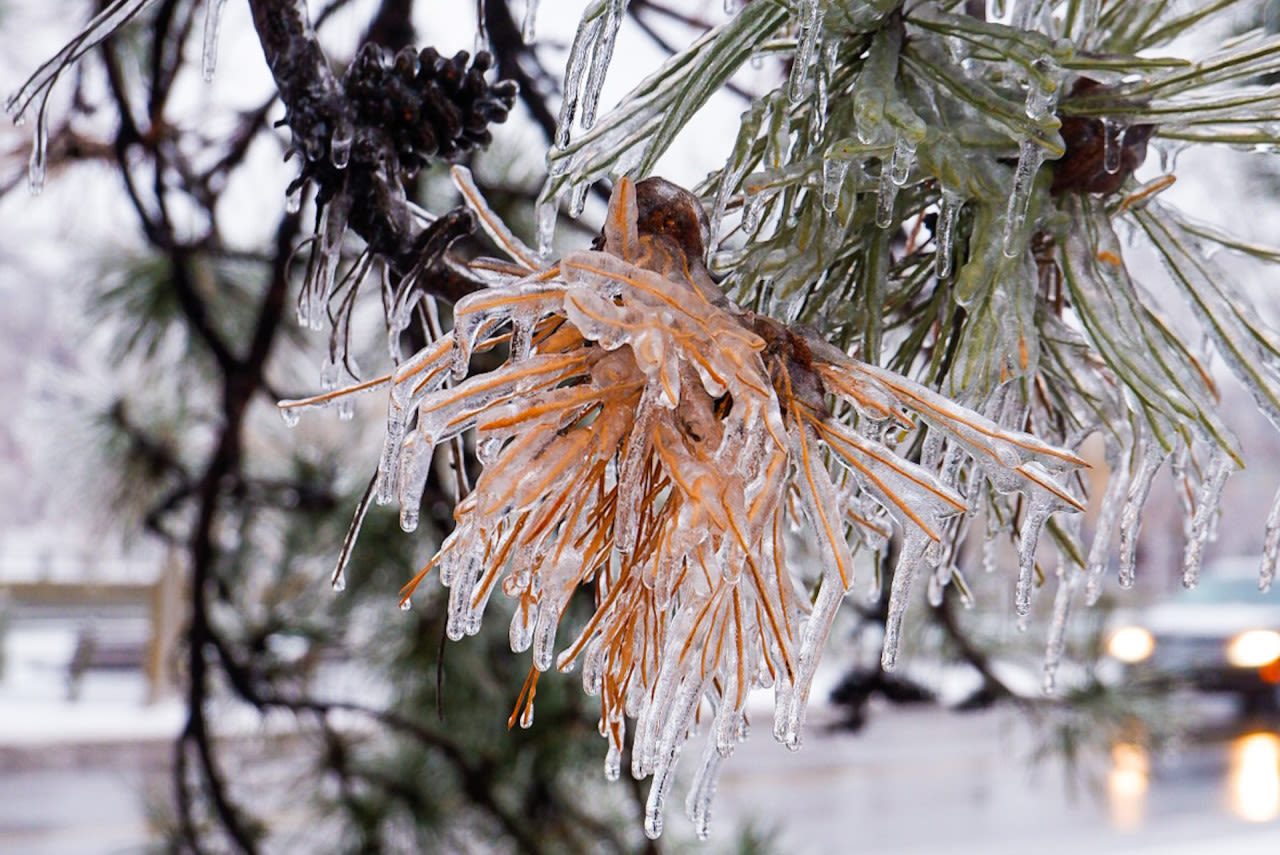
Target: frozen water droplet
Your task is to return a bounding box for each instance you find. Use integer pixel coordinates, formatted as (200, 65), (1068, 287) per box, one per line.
(522, 0), (539, 42)
(285, 182), (303, 214)
(331, 572), (347, 592)
(1103, 119), (1124, 175)
(604, 744), (621, 780)
(202, 0), (229, 82)
(889, 133), (916, 187)
(400, 597), (412, 611)
(882, 531), (931, 669)
(821, 157), (849, 213)
(279, 406), (300, 427)
(330, 116), (353, 169)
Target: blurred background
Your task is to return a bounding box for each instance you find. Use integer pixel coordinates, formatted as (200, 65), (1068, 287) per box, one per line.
(3, 1), (1280, 853)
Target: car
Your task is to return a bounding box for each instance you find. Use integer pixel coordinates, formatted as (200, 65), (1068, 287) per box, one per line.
(1105, 557), (1280, 713)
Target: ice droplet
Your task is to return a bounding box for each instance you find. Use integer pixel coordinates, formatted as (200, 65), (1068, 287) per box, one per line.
(1043, 564), (1080, 695)
(821, 157), (849, 213)
(279, 406), (300, 428)
(202, 0), (229, 82)
(604, 744), (621, 780)
(399, 597), (412, 611)
(1103, 119), (1124, 175)
(285, 182), (303, 214)
(1002, 139), (1046, 257)
(889, 133), (916, 187)
(331, 572), (347, 592)
(330, 115), (354, 169)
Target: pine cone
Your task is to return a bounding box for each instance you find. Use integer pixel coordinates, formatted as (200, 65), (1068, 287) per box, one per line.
(344, 44), (518, 172)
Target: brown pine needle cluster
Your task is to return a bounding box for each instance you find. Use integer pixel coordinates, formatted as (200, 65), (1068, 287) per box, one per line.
(281, 167), (1085, 839)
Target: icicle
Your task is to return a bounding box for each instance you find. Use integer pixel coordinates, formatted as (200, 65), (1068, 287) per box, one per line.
(1085, 449), (1132, 605)
(787, 0), (824, 104)
(1102, 119), (1124, 175)
(742, 186), (767, 234)
(1024, 56), (1061, 122)
(569, 181), (589, 218)
(581, 0), (627, 130)
(644, 676), (702, 838)
(935, 190), (963, 278)
(1043, 563), (1081, 695)
(555, 13), (604, 148)
(889, 133), (916, 186)
(1015, 494), (1055, 617)
(775, 576), (843, 749)
(1262, 485), (1280, 593)
(1118, 444), (1166, 588)
(882, 529), (932, 670)
(27, 101), (48, 196)
(536, 198), (557, 258)
(522, 0), (539, 42)
(1182, 447), (1234, 590)
(821, 157), (849, 213)
(685, 740), (725, 840)
(330, 115), (353, 169)
(285, 182), (303, 214)
(1002, 139), (1046, 257)
(202, 0), (229, 82)
(475, 0), (490, 54)
(604, 744), (622, 780)
(510, 601), (537, 652)
(875, 162), (897, 229)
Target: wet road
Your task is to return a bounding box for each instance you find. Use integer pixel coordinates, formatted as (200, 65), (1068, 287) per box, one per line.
(3, 700), (1280, 855)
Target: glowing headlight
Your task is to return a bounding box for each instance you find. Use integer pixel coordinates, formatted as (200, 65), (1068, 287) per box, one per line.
(1108, 627), (1155, 664)
(1227, 630), (1280, 668)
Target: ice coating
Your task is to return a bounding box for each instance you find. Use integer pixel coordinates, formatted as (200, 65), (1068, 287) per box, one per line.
(300, 176), (1085, 838)
(202, 0), (230, 82)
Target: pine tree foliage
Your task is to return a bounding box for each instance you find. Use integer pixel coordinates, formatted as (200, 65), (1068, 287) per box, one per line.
(9, 0), (1280, 846)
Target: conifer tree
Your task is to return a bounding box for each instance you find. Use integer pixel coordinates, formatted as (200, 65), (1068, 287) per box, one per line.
(8, 0), (1280, 848)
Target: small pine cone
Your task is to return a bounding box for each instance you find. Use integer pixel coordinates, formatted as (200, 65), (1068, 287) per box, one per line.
(344, 44), (517, 172)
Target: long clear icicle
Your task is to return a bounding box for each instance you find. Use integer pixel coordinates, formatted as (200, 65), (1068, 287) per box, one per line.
(787, 0), (823, 104)
(881, 529), (933, 670)
(821, 157), (849, 213)
(1118, 444), (1167, 588)
(580, 0), (628, 130)
(1181, 447), (1234, 590)
(1261, 484), (1280, 593)
(935, 190), (963, 277)
(522, 0), (539, 42)
(1085, 446), (1132, 605)
(1002, 140), (1046, 257)
(202, 0), (230, 82)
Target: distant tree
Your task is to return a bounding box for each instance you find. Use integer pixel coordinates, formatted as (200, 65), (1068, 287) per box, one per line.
(7, 0), (1280, 850)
